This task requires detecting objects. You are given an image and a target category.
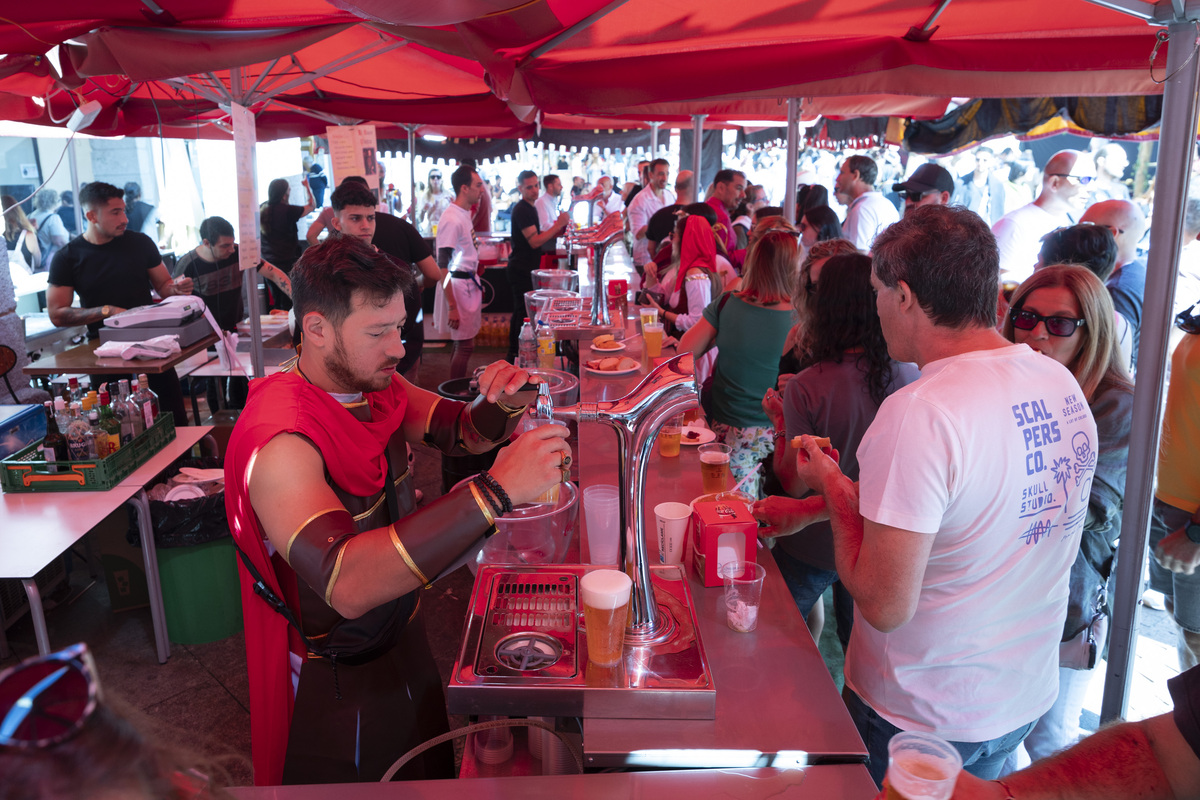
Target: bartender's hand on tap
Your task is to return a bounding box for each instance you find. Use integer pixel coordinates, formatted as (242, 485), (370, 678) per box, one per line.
(475, 360), (540, 408)
(554, 211), (570, 232)
(489, 423), (571, 507)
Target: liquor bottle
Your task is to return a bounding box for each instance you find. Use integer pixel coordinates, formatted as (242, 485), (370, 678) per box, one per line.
(84, 409), (109, 459)
(65, 403), (91, 461)
(115, 379), (140, 443)
(40, 401), (69, 468)
(66, 376), (82, 403)
(53, 397), (70, 434)
(132, 373), (159, 430)
(97, 391), (121, 455)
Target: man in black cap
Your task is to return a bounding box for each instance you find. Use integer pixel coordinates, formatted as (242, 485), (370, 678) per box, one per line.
(893, 163), (956, 216)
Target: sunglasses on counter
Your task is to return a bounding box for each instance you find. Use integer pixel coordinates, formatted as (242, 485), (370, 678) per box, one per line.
(0, 642), (99, 749)
(1010, 308), (1086, 337)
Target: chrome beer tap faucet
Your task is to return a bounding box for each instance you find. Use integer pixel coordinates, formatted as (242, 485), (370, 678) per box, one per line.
(550, 353), (698, 638)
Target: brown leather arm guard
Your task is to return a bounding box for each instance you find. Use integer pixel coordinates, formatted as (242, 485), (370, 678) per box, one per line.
(386, 483), (495, 587)
(284, 508), (358, 606)
(422, 394), (527, 456)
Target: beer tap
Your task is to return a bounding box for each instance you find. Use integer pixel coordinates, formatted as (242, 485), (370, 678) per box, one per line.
(539, 353), (698, 640)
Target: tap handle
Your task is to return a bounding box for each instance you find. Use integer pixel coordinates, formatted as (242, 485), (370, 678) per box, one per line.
(535, 381), (554, 421)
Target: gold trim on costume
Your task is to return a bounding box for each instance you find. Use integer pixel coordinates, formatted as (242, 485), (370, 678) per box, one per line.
(339, 398), (369, 409)
(389, 523), (432, 589)
(393, 467), (410, 486)
(495, 399), (528, 417)
(423, 397), (441, 442)
(284, 507), (345, 563)
(353, 493), (385, 522)
(324, 541), (350, 606)
(468, 482), (496, 527)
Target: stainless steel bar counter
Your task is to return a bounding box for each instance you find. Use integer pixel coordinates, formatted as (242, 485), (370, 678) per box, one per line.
(576, 323), (868, 769)
(231, 764), (878, 798)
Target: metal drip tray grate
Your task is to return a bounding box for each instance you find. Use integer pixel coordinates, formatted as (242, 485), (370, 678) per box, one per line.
(449, 565), (716, 720)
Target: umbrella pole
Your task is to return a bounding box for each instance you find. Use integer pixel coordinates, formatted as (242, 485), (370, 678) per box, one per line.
(691, 114), (707, 196)
(406, 124), (418, 226)
(784, 98), (801, 222)
(1101, 16), (1200, 722)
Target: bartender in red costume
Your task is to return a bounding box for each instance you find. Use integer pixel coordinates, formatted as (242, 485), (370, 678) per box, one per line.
(225, 235), (570, 786)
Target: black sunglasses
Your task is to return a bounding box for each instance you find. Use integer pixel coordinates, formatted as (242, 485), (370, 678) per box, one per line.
(429, 174), (442, 180)
(1010, 308), (1086, 337)
(902, 189), (934, 202)
(1178, 299), (1200, 335)
(0, 643), (99, 749)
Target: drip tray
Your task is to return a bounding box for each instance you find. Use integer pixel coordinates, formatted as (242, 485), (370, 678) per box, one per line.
(448, 565), (716, 720)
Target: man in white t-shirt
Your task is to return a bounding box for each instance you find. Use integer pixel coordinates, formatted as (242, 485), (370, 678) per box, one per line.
(992, 150), (1095, 284)
(793, 204), (1097, 786)
(435, 164), (485, 380)
(626, 158), (676, 275)
(596, 176), (625, 217)
(835, 154), (899, 251)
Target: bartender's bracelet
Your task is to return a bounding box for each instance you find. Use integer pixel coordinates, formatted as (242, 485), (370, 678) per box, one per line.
(477, 471), (513, 514)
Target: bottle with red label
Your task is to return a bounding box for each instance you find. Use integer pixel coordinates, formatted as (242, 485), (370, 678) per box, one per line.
(132, 373), (160, 430)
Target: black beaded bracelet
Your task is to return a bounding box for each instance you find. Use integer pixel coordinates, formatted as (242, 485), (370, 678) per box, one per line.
(472, 475), (505, 516)
(478, 471), (514, 514)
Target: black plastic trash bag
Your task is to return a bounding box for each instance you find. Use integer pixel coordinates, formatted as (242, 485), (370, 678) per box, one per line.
(127, 457), (229, 548)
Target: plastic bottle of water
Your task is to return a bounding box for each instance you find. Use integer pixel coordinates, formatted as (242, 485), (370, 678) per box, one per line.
(518, 318), (537, 369)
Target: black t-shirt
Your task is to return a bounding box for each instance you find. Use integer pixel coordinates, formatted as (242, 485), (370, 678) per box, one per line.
(49, 231), (161, 338)
(372, 213), (431, 374)
(625, 183), (644, 208)
(56, 206), (77, 235)
(509, 200), (540, 272)
(126, 200), (153, 235)
(178, 246), (244, 332)
(1170, 665), (1200, 761)
(259, 203), (306, 268)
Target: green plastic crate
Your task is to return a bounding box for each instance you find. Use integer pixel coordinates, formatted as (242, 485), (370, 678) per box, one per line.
(0, 413), (176, 493)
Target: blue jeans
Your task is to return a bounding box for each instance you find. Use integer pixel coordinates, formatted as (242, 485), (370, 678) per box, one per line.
(772, 546), (854, 652)
(843, 687), (1037, 787)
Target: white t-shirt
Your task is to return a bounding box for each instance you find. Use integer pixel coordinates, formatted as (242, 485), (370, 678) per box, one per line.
(842, 191), (899, 252)
(534, 193), (560, 231)
(627, 186), (676, 266)
(599, 192), (625, 217)
(847, 345), (1097, 743)
(992, 203), (1068, 284)
(433, 203), (482, 340)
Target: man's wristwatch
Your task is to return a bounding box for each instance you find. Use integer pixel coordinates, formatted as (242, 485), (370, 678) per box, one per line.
(101, 305), (112, 318)
(1185, 518), (1200, 544)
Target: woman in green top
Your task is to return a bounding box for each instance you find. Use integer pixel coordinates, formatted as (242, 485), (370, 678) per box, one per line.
(680, 230), (798, 498)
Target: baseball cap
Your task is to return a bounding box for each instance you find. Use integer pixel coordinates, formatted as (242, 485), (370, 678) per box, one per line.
(893, 163), (955, 195)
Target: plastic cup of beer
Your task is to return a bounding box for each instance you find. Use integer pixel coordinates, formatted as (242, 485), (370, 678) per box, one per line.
(639, 306), (658, 333)
(654, 501), (691, 565)
(884, 731), (963, 800)
(658, 416), (682, 457)
(719, 561), (765, 632)
(529, 418), (569, 505)
(643, 322), (664, 358)
(579, 569), (632, 666)
(698, 443), (732, 493)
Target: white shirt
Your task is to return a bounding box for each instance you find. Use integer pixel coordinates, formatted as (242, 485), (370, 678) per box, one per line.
(599, 192), (625, 217)
(992, 203), (1069, 284)
(433, 203), (482, 340)
(842, 191), (899, 252)
(848, 345), (1097, 742)
(627, 186), (676, 266)
(534, 193), (560, 231)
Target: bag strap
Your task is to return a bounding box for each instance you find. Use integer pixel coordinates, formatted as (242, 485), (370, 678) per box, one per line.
(232, 540), (330, 659)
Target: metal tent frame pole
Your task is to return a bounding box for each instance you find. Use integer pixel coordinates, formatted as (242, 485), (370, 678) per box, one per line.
(783, 98), (801, 222)
(229, 68), (265, 380)
(405, 124), (419, 225)
(1101, 14), (1200, 722)
(649, 121), (661, 158)
(691, 114), (707, 197)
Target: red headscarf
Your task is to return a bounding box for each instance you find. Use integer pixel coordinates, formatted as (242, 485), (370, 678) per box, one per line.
(675, 214), (717, 296)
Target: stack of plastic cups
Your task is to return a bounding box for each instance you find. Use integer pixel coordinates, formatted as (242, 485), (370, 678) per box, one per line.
(582, 485), (621, 566)
(472, 716), (513, 772)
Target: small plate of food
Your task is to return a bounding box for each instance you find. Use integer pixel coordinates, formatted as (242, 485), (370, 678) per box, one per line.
(680, 425), (716, 445)
(584, 356), (640, 376)
(590, 334), (626, 353)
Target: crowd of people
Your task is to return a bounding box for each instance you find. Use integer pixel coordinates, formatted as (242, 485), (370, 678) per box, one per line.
(7, 138), (1200, 797)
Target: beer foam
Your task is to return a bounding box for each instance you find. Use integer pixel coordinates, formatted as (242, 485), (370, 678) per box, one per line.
(699, 451), (729, 464)
(580, 569), (632, 610)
